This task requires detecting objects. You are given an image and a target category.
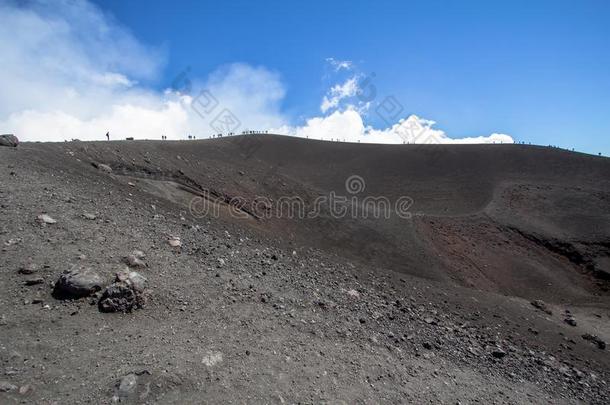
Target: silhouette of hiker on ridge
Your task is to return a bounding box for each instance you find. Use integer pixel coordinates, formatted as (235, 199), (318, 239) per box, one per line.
(105, 132), (109, 141)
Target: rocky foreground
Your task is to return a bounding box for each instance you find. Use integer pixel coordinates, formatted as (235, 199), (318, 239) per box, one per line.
(1, 141), (609, 404)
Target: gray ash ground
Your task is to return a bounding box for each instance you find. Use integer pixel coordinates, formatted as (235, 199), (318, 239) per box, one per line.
(1, 140), (609, 404)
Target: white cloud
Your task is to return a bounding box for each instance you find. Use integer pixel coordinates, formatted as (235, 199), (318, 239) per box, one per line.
(320, 76), (361, 113)
(200, 63), (288, 131)
(326, 58), (353, 72)
(0, 0), (512, 146)
(275, 111), (513, 145)
(0, 0), (289, 141)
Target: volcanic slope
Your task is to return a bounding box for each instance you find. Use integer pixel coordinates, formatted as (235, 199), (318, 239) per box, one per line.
(50, 135), (610, 302)
(0, 135), (609, 404)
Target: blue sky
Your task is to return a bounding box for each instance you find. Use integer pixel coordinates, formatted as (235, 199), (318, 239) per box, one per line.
(1, 0), (609, 154)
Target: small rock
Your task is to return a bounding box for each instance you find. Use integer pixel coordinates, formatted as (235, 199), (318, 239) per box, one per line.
(18, 261), (38, 275)
(18, 384), (31, 394)
(83, 213), (97, 220)
(132, 250), (145, 259)
(25, 277), (44, 286)
(37, 214), (57, 224)
(118, 374), (138, 399)
(424, 317), (437, 325)
(168, 236), (181, 247)
(582, 333), (606, 350)
(0, 381), (18, 392)
(564, 317), (577, 327)
(123, 254), (146, 268)
(202, 351), (223, 367)
(96, 163), (113, 173)
(346, 289), (360, 298)
(0, 134), (19, 148)
(530, 300), (552, 315)
(116, 269), (147, 292)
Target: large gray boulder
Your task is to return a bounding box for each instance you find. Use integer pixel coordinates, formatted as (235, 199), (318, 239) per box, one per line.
(0, 134), (19, 147)
(54, 267), (106, 298)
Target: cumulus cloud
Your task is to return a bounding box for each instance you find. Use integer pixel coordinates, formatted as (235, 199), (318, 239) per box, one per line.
(274, 110), (513, 144)
(0, 0), (289, 141)
(0, 0), (512, 146)
(320, 76), (361, 113)
(325, 57), (353, 72)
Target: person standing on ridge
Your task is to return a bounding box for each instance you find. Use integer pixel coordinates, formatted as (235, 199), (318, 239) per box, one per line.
(105, 132), (109, 141)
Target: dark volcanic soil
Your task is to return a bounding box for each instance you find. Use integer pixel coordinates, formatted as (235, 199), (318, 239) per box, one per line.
(1, 135), (609, 404)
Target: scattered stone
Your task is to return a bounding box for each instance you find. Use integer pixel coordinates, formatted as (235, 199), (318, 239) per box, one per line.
(18, 261), (38, 274)
(25, 277), (44, 286)
(118, 374), (138, 398)
(94, 163), (113, 173)
(4, 238), (22, 247)
(202, 351), (223, 367)
(530, 300), (552, 315)
(123, 254), (146, 268)
(37, 214), (57, 224)
(582, 334), (606, 350)
(18, 384), (31, 395)
(115, 269), (147, 292)
(83, 213), (97, 220)
(424, 317), (437, 325)
(0, 134), (19, 147)
(0, 381), (18, 392)
(54, 267), (106, 298)
(346, 289), (360, 298)
(168, 236), (182, 247)
(564, 316), (577, 327)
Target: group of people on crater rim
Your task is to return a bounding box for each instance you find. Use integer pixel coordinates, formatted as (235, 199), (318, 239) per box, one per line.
(98, 130), (605, 156)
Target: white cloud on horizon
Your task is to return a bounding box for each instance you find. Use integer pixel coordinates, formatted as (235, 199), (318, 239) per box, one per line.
(0, 0), (513, 146)
(273, 110), (513, 145)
